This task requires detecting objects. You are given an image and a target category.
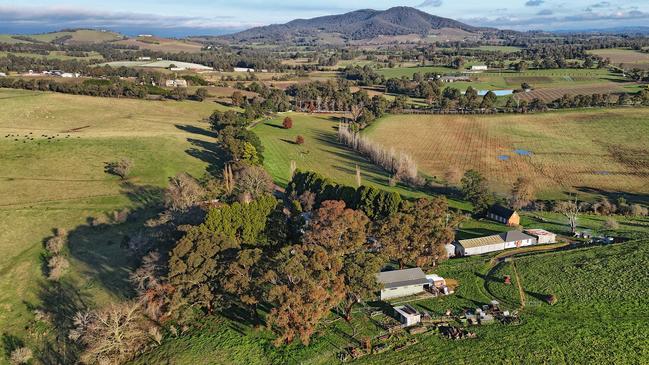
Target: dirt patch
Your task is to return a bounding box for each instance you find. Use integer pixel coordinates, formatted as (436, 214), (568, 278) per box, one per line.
(516, 84), (626, 102)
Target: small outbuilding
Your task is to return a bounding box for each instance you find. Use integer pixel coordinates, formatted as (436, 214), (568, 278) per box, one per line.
(393, 305), (421, 326)
(471, 65), (488, 71)
(376, 267), (428, 300)
(487, 205), (520, 226)
(524, 229), (557, 244)
(426, 274), (446, 288)
(0, 72), (6, 77)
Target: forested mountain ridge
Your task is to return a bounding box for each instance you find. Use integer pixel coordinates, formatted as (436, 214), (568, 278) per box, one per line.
(221, 6), (495, 43)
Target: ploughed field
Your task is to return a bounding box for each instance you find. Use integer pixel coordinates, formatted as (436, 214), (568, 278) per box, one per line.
(365, 109), (649, 199)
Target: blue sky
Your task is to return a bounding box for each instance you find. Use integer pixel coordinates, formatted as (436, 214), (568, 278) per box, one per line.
(1, 0), (649, 36)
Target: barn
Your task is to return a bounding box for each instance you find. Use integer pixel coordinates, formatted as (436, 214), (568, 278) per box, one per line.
(376, 267), (428, 300)
(525, 229), (557, 244)
(455, 231), (537, 256)
(487, 205), (520, 226)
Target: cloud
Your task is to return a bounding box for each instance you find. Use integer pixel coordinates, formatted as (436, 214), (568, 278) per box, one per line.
(461, 8), (649, 30)
(590, 2), (611, 8)
(525, 0), (544, 6)
(537, 9), (554, 15)
(417, 0), (443, 8)
(0, 5), (255, 31)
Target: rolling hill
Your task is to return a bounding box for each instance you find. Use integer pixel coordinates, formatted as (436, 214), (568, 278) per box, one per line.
(221, 6), (495, 44)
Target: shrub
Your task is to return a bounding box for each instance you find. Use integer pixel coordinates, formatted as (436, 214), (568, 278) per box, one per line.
(283, 117), (293, 129)
(10, 347), (33, 365)
(47, 256), (70, 281)
(296, 135), (305, 145)
(546, 294), (558, 305)
(104, 158), (133, 179)
(603, 218), (620, 230)
(46, 235), (66, 255)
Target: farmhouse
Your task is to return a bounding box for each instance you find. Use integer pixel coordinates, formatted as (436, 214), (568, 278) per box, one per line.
(376, 267), (428, 300)
(234, 67), (255, 72)
(393, 305), (421, 326)
(524, 229), (557, 244)
(439, 76), (471, 83)
(487, 205), (520, 226)
(471, 65), (488, 71)
(454, 231), (537, 256)
(165, 79), (188, 88)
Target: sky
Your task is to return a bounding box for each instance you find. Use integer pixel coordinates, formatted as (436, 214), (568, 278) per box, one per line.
(1, 0), (649, 36)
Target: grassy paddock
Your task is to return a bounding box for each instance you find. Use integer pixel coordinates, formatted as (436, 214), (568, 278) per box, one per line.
(252, 113), (468, 208)
(364, 109), (649, 200)
(0, 89), (222, 359)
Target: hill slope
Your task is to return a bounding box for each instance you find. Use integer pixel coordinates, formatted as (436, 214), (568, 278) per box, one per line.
(222, 6), (491, 43)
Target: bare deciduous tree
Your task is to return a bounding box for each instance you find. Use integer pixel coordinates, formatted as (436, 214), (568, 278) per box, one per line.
(69, 301), (154, 365)
(510, 176), (536, 210)
(338, 123), (420, 186)
(554, 198), (581, 234)
(9, 347), (33, 365)
(164, 173), (205, 212)
(236, 165), (274, 199)
(47, 255), (69, 281)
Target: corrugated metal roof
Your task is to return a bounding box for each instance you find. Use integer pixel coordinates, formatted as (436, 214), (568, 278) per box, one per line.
(377, 268), (428, 289)
(458, 231), (534, 249)
(458, 234), (504, 248)
(501, 231), (534, 242)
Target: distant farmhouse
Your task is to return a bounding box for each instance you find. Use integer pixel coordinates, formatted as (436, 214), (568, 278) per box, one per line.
(165, 79), (188, 88)
(0, 72), (6, 77)
(439, 76), (471, 83)
(454, 231), (537, 256)
(376, 268), (428, 300)
(470, 65), (488, 71)
(487, 205), (520, 226)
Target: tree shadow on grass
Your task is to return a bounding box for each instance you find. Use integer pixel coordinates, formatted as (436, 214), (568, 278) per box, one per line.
(32, 183), (168, 363)
(185, 138), (226, 177)
(175, 124), (218, 139)
(35, 281), (89, 364)
(2, 333), (24, 360)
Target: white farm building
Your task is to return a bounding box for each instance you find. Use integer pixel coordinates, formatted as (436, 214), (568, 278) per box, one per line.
(454, 231), (537, 256)
(525, 229), (557, 244)
(376, 268), (428, 300)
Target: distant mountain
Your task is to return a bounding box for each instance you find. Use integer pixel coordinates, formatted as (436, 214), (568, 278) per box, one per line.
(221, 6), (494, 44)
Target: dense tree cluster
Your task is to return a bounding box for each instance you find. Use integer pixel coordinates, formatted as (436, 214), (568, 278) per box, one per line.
(287, 170), (402, 220)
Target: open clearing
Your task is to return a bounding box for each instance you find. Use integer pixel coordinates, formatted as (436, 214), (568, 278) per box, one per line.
(589, 48), (649, 69)
(365, 109), (649, 199)
(253, 113), (442, 202)
(0, 89), (222, 358)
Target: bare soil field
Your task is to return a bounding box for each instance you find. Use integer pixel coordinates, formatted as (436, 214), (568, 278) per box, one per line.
(514, 84), (628, 102)
(365, 109), (649, 199)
